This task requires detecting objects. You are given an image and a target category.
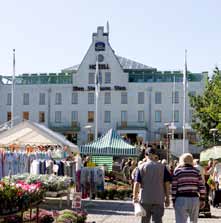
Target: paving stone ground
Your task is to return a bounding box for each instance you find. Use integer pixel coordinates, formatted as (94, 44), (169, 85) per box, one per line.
(83, 200), (221, 223)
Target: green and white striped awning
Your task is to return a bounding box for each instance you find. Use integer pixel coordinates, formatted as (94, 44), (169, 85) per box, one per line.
(80, 129), (138, 156)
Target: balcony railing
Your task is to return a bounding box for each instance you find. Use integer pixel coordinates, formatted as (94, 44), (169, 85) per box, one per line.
(116, 121), (148, 130)
(50, 122), (81, 132)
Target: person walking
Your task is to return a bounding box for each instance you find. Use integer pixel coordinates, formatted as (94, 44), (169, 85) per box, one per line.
(172, 153), (206, 223)
(133, 148), (171, 223)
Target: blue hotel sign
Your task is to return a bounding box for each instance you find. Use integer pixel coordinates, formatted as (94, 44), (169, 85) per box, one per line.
(95, 42), (105, 51)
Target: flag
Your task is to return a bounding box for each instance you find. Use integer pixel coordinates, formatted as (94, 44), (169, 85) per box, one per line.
(183, 49), (188, 89)
(95, 59), (100, 97)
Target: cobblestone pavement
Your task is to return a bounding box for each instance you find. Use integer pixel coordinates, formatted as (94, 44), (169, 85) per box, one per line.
(83, 200), (221, 223)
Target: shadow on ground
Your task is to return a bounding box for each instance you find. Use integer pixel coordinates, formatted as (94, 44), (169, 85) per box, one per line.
(82, 200), (135, 216)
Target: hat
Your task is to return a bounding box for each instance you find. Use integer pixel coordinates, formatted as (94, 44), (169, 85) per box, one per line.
(145, 147), (157, 156)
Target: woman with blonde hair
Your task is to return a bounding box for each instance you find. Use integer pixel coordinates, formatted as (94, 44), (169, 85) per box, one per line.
(172, 153), (206, 223)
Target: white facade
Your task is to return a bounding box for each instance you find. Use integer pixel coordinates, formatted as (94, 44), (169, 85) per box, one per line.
(0, 26), (207, 146)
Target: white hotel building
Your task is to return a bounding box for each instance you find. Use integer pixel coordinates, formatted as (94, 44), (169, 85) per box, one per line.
(0, 26), (207, 149)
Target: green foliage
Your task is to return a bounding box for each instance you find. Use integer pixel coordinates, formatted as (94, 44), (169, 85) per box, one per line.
(190, 67), (221, 147)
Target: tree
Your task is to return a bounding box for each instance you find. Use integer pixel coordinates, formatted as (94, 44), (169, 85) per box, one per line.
(189, 67), (221, 147)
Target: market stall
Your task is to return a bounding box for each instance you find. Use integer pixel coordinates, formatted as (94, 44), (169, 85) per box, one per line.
(0, 121), (91, 222)
(80, 129), (138, 171)
(0, 120), (79, 179)
(200, 146), (221, 162)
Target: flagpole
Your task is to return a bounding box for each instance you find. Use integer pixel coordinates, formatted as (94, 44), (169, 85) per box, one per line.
(95, 56), (99, 140)
(172, 75), (175, 140)
(11, 49), (15, 128)
(182, 50), (187, 154)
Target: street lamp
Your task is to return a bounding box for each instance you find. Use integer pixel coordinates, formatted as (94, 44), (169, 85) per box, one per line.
(164, 123), (171, 162)
(182, 122), (191, 154)
(169, 122), (177, 140)
(210, 128), (218, 146)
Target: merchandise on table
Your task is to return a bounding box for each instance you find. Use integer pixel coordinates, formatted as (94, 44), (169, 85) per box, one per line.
(0, 180), (44, 215)
(0, 147), (79, 182)
(3, 174), (72, 192)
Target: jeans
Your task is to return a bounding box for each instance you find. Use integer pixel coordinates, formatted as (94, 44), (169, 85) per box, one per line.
(175, 197), (200, 223)
(141, 203), (164, 223)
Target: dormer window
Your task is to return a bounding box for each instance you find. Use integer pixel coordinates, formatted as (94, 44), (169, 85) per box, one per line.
(98, 54), (104, 62)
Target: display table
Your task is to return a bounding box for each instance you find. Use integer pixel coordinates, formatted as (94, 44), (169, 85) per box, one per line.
(45, 189), (70, 208)
(0, 200), (43, 223)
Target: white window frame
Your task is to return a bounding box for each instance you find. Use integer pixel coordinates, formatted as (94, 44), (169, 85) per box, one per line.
(104, 92), (111, 104)
(121, 111), (127, 122)
(88, 92), (95, 104)
(155, 110), (162, 122)
(138, 92), (144, 104)
(172, 91), (179, 104)
(55, 93), (62, 105)
(174, 110), (179, 122)
(138, 111), (144, 122)
(7, 93), (12, 105)
(121, 92), (128, 104)
(72, 111), (78, 121)
(72, 92), (78, 104)
(55, 111), (62, 123)
(23, 93), (29, 105)
(88, 73), (95, 84)
(105, 72), (111, 84)
(155, 92), (162, 104)
(104, 111), (111, 123)
(39, 93), (46, 105)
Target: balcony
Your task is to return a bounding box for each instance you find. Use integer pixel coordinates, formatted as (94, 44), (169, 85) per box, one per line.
(50, 121), (81, 133)
(116, 121), (148, 130)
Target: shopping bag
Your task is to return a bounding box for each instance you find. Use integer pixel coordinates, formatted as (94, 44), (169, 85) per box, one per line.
(134, 203), (146, 216)
(207, 176), (216, 190)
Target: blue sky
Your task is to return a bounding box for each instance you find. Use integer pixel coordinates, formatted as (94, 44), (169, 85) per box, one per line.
(0, 0), (221, 75)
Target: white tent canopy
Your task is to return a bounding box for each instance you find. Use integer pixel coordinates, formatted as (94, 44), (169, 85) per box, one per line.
(0, 121), (79, 154)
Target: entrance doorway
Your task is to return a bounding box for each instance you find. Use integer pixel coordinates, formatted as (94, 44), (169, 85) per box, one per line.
(66, 133), (78, 144)
(126, 133), (137, 145)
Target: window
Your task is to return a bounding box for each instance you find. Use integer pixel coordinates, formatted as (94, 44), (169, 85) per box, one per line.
(138, 92), (144, 104)
(189, 91), (196, 97)
(174, 110), (179, 122)
(121, 92), (127, 104)
(104, 111), (111, 123)
(98, 54), (104, 62)
(138, 111), (144, 122)
(88, 73), (95, 84)
(155, 92), (162, 104)
(104, 92), (111, 104)
(72, 92), (78, 104)
(23, 93), (29, 105)
(72, 111), (78, 121)
(88, 111), (94, 122)
(98, 71), (102, 84)
(189, 110), (193, 122)
(7, 112), (11, 121)
(172, 91), (179, 104)
(155, 111), (161, 122)
(55, 93), (62, 105)
(39, 93), (45, 105)
(39, 112), (45, 123)
(23, 112), (29, 120)
(105, 72), (111, 84)
(121, 111), (127, 122)
(7, 93), (11, 105)
(55, 111), (61, 123)
(88, 92), (94, 104)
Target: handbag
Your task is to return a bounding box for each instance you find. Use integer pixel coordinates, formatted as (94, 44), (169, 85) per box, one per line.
(134, 203), (146, 216)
